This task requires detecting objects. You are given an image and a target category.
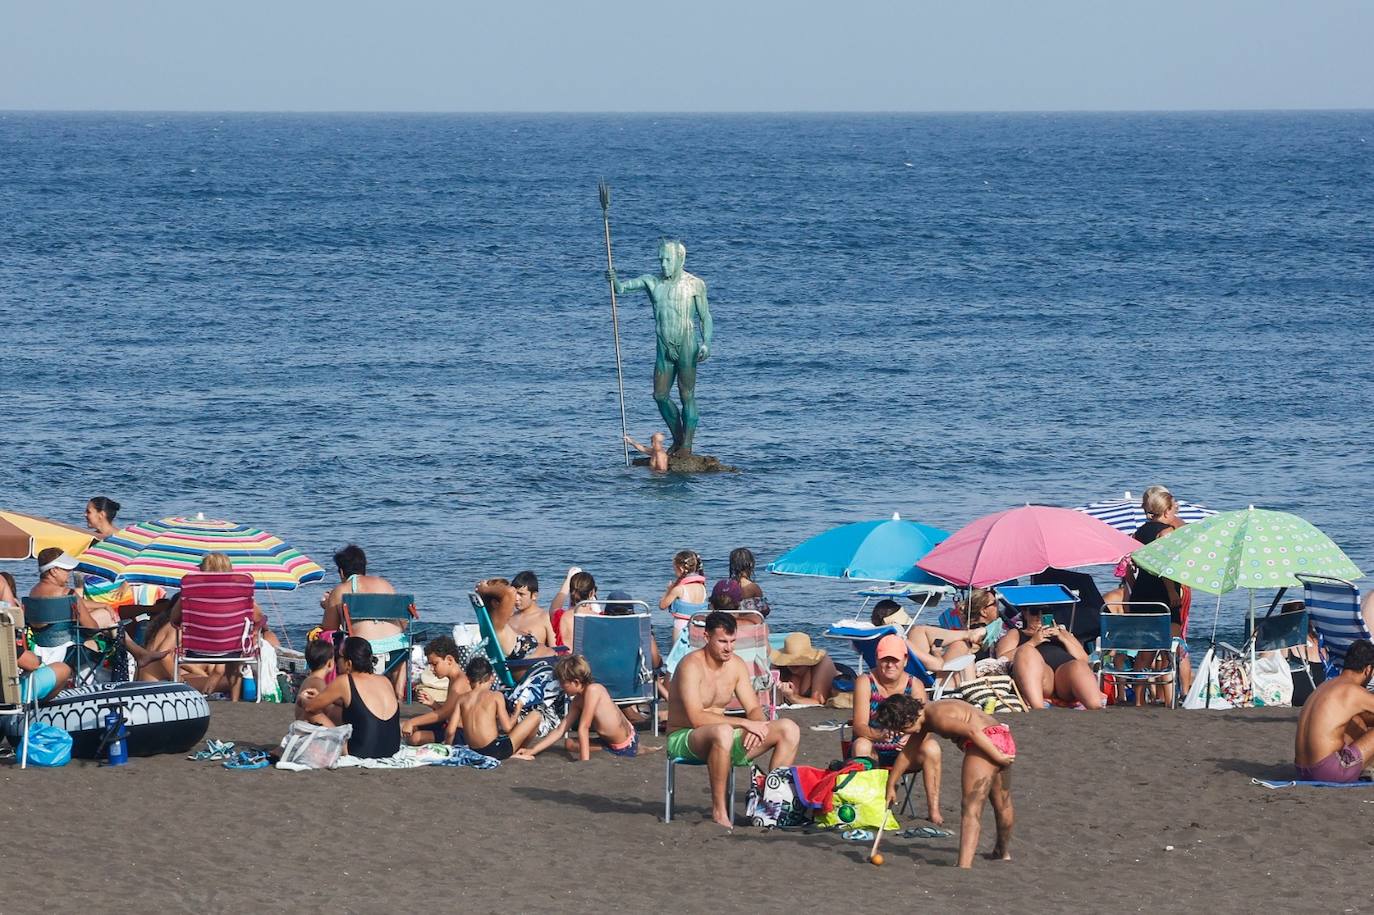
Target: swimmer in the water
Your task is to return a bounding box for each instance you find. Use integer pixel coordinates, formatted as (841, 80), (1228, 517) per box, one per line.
(625, 432), (670, 472)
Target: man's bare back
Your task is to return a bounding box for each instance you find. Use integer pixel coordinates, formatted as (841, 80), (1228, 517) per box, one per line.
(1295, 676), (1374, 765)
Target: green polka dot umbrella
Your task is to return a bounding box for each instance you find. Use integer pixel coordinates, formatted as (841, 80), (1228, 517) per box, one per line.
(1130, 507), (1362, 596)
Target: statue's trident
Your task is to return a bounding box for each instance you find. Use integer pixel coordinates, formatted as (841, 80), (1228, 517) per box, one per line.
(599, 180), (631, 467)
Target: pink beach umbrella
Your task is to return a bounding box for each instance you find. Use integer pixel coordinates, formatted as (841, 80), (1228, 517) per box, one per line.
(916, 505), (1142, 589)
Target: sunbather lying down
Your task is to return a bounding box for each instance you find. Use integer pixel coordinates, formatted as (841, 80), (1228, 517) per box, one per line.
(1295, 638), (1374, 783)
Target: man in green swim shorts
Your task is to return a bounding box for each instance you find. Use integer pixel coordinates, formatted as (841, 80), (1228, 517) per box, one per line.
(667, 611), (800, 828)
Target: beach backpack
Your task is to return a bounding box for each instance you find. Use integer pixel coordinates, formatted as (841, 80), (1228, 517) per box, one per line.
(815, 769), (900, 832)
(746, 765), (811, 828)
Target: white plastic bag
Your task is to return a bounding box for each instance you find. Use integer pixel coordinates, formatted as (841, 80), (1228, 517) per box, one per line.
(1252, 651), (1294, 707)
(1183, 647), (1236, 710)
(278, 721), (353, 769)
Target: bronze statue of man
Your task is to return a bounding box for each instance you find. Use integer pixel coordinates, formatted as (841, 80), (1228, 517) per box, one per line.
(608, 239), (713, 455)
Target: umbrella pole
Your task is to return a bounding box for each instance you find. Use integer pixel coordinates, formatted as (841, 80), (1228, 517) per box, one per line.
(1205, 593), (1222, 709)
(1248, 590), (1256, 706)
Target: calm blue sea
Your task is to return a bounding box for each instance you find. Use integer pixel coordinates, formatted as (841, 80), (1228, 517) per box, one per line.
(3, 112), (1372, 646)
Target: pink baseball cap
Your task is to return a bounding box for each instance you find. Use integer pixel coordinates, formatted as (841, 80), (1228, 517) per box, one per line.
(876, 634), (908, 661)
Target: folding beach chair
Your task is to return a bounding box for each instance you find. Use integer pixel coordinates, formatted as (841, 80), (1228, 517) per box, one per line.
(1297, 574), (1368, 674)
(1, 605), (42, 769)
(686, 609), (777, 719)
(467, 592), (557, 690)
(21, 594), (101, 685)
(1247, 608), (1319, 698)
(821, 622), (959, 694)
(343, 592), (417, 702)
(997, 585), (1080, 641)
(174, 572), (264, 702)
(664, 752), (745, 824)
(573, 601), (659, 736)
(1096, 611), (1178, 707)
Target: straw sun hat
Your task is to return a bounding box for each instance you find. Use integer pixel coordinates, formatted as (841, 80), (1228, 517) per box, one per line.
(770, 632), (826, 667)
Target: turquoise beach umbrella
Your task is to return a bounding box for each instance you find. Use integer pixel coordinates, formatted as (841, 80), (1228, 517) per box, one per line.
(766, 513), (950, 584)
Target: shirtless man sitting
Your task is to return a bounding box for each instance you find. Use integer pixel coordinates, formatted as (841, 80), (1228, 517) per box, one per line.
(1294, 638), (1374, 783)
(319, 544), (407, 699)
(667, 610), (800, 827)
(511, 571), (556, 648)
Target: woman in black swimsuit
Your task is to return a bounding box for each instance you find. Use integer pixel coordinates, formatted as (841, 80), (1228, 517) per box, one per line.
(298, 636), (401, 758)
(994, 608), (1102, 710)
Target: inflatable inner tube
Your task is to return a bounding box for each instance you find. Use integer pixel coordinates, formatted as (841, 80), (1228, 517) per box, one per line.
(3, 681), (210, 759)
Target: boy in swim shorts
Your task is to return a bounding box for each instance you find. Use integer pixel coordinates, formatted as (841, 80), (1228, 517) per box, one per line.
(513, 655), (657, 761)
(873, 695), (1015, 869)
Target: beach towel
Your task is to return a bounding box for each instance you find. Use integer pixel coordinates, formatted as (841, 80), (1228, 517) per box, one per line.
(276, 743), (500, 771)
(1251, 777), (1374, 789)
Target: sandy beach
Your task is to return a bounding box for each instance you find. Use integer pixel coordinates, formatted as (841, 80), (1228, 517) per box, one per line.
(3, 702), (1363, 913)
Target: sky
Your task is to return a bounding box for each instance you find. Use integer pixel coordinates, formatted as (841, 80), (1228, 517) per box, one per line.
(2, 0), (1372, 112)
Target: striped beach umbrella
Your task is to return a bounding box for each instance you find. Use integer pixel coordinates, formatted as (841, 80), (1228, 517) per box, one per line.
(0, 509), (98, 561)
(76, 516), (325, 591)
(1075, 492), (1217, 535)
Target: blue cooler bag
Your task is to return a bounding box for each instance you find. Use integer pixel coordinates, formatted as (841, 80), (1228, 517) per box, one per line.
(21, 723), (73, 767)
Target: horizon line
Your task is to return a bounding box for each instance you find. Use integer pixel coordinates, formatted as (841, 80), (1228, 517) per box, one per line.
(2, 106), (1372, 117)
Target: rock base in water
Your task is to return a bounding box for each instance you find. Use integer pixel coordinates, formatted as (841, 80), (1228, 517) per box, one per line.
(632, 452), (740, 473)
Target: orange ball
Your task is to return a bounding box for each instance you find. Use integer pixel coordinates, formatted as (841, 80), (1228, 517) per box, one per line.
(870, 853), (885, 867)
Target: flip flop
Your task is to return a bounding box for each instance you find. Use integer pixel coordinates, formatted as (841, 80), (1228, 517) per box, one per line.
(810, 719), (844, 732)
(900, 826), (953, 839)
(223, 750), (270, 770)
(187, 739), (235, 761)
(841, 828), (875, 841)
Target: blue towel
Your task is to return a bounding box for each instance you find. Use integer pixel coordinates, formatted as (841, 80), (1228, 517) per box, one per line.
(1251, 777), (1374, 789)
(431, 745), (501, 769)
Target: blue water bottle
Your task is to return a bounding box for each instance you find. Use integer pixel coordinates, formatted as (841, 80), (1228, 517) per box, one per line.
(104, 708), (128, 766)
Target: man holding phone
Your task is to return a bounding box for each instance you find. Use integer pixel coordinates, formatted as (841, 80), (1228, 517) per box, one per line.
(993, 606), (1103, 710)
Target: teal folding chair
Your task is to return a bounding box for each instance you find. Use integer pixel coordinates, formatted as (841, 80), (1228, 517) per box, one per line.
(1096, 611), (1178, 707)
(21, 594), (99, 685)
(343, 593), (416, 701)
(1, 605), (42, 769)
(467, 592), (551, 689)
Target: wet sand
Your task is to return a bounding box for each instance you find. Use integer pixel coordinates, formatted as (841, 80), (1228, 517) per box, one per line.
(2, 702), (1363, 913)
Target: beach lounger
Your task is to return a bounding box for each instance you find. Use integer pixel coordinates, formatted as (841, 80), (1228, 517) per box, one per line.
(573, 603), (659, 736)
(686, 610), (777, 719)
(21, 594), (100, 685)
(174, 572), (264, 702)
(467, 592), (557, 690)
(1297, 574), (1368, 674)
(822, 622), (954, 692)
(1, 604), (41, 769)
(1095, 611), (1178, 707)
(343, 592), (417, 702)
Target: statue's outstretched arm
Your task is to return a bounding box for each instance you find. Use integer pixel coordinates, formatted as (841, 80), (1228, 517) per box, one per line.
(606, 269), (653, 295)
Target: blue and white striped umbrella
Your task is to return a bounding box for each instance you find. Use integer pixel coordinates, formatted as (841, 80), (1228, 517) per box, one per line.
(1074, 492), (1217, 535)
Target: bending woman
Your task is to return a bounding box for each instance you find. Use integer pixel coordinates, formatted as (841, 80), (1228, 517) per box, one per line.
(299, 636), (401, 759)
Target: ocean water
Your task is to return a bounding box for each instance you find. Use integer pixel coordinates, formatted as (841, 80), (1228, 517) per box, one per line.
(2, 111), (1372, 644)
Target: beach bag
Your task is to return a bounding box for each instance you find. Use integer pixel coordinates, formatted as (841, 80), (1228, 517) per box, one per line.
(256, 640), (283, 703)
(278, 721), (353, 769)
(1251, 651), (1293, 707)
(949, 674), (1027, 713)
(746, 766), (811, 828)
(815, 769), (900, 832)
(1217, 656), (1253, 707)
(20, 723), (72, 767)
(1183, 647), (1236, 709)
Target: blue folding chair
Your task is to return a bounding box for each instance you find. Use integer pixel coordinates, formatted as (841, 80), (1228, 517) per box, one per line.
(573, 602), (659, 736)
(1248, 608), (1319, 697)
(664, 752), (744, 824)
(1096, 612), (1178, 707)
(343, 593), (416, 701)
(1297, 573), (1368, 674)
(996, 584), (1080, 635)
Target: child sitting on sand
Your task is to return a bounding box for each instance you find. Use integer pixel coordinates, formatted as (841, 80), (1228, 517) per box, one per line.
(401, 636), (472, 745)
(513, 655), (650, 761)
(296, 639), (341, 727)
(454, 656), (542, 761)
(872, 694), (1015, 869)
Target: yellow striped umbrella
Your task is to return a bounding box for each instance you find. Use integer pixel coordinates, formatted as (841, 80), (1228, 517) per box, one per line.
(0, 509), (98, 561)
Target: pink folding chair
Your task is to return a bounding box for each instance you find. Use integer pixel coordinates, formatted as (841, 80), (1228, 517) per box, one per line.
(174, 571), (263, 702)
